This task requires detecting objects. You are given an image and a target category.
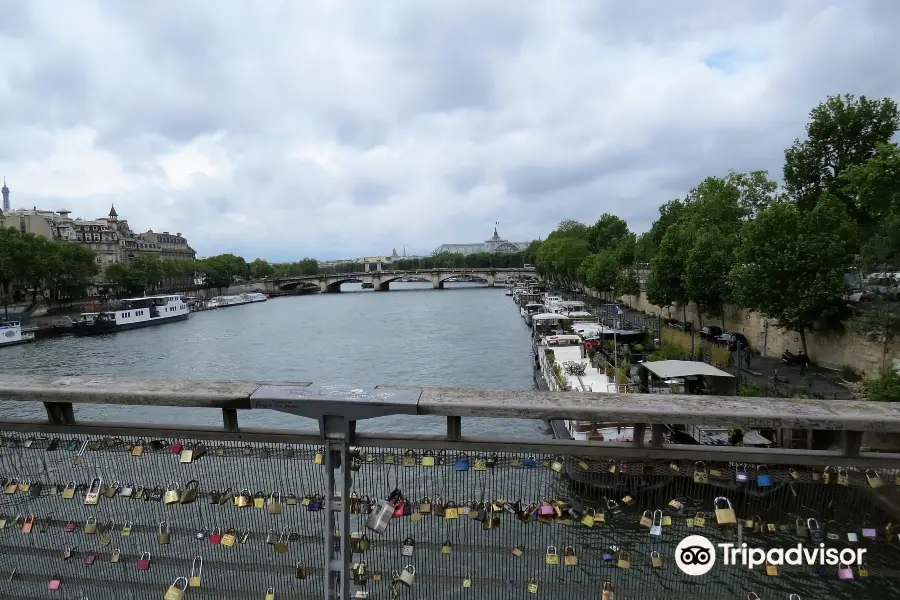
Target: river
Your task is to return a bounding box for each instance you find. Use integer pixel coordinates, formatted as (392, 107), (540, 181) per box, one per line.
(0, 282), (547, 437)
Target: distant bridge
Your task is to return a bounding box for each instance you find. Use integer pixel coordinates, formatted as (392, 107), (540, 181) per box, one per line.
(261, 267), (535, 293)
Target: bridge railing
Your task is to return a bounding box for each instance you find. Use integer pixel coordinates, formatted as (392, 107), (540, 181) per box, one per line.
(1, 376), (899, 600)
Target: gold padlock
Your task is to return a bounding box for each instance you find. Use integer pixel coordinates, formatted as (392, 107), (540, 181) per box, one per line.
(545, 546), (559, 565)
(527, 579), (538, 594)
(164, 577), (188, 600)
(236, 489), (251, 508)
(651, 551), (663, 568)
(444, 502), (459, 519)
(62, 482), (76, 500)
(163, 482), (181, 504)
(180, 444), (194, 464)
(639, 511), (653, 527)
(714, 496), (737, 525)
(402, 450), (416, 467)
(422, 450), (435, 467)
(617, 551), (631, 569)
(462, 576), (472, 588)
(84, 517), (98, 534)
(564, 546), (578, 566)
(694, 461), (709, 483)
(111, 548), (121, 563)
(765, 563), (778, 576)
(581, 508), (596, 528)
(265, 587), (276, 600)
(837, 468), (850, 486)
(267, 493), (282, 514)
(221, 529), (236, 546)
(158, 521), (170, 545)
(253, 491), (266, 509)
(419, 497), (432, 514)
(441, 541), (452, 554)
(694, 513), (706, 527)
(131, 440), (144, 456)
(866, 469), (884, 488)
(512, 545), (524, 557)
(189, 557), (202, 587)
(314, 449), (324, 465)
(550, 458), (563, 473)
(601, 582), (615, 600)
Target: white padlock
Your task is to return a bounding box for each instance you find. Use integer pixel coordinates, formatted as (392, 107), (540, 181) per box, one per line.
(399, 565), (415, 586)
(649, 510), (663, 536)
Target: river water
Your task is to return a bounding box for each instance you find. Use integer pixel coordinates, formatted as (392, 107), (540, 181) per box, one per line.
(0, 282), (546, 437)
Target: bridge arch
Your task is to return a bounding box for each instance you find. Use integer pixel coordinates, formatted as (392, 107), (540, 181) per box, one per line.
(436, 271), (493, 289)
(324, 277), (364, 292)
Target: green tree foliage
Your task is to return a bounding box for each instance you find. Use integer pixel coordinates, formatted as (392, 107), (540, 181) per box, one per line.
(270, 259), (318, 277)
(683, 228), (733, 327)
(586, 214), (630, 254)
(862, 368), (900, 402)
(730, 197), (857, 354)
(0, 228), (98, 313)
(784, 94), (899, 219)
(579, 251), (618, 298)
(852, 298), (900, 374)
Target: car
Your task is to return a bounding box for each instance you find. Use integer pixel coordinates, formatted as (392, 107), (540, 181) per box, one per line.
(718, 332), (750, 351)
(699, 326), (723, 341)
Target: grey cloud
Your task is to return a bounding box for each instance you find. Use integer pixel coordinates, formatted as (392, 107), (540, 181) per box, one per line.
(2, 0), (900, 261)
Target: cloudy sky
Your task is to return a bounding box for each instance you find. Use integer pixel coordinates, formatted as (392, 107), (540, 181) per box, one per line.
(1, 1), (898, 261)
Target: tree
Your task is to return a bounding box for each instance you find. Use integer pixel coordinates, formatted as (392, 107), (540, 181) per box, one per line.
(852, 298), (900, 374)
(784, 94), (899, 218)
(580, 251), (618, 298)
(615, 269), (640, 297)
(684, 227), (733, 328)
(842, 142), (900, 267)
(645, 223), (693, 319)
(249, 258), (276, 279)
(730, 196), (857, 354)
(586, 214), (630, 254)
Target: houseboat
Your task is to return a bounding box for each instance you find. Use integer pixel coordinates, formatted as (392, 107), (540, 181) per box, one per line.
(522, 303), (544, 325)
(0, 321), (36, 347)
(71, 295), (189, 336)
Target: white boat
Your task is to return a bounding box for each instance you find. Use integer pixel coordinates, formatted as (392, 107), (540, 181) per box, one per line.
(535, 333), (643, 442)
(205, 298), (220, 309)
(72, 295), (189, 336)
(542, 294), (563, 311)
(522, 303), (544, 325)
(0, 321), (36, 347)
(241, 292), (268, 303)
(208, 292), (268, 309)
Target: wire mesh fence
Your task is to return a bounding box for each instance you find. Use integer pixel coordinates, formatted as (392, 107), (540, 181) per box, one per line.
(2, 431), (900, 600)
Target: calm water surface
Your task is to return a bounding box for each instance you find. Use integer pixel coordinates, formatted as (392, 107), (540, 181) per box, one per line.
(0, 283), (546, 437)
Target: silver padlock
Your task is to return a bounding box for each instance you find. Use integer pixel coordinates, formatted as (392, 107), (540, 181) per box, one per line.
(649, 510), (663, 536)
(399, 565), (415, 586)
(365, 498), (396, 534)
(353, 593), (369, 600)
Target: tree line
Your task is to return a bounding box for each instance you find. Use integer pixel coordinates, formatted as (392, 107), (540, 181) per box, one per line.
(531, 94), (900, 374)
(0, 227), (99, 313)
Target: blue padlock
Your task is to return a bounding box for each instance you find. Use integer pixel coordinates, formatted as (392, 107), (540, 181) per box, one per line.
(756, 465), (773, 487)
(455, 453), (469, 471)
(523, 456), (537, 469)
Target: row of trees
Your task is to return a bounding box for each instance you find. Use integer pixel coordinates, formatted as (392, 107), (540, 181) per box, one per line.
(0, 228), (99, 314)
(531, 94), (900, 373)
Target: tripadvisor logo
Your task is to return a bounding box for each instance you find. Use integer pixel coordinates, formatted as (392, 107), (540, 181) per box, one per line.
(675, 535), (867, 576)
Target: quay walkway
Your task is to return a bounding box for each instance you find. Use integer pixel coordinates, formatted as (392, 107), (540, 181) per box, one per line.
(0, 376), (899, 600)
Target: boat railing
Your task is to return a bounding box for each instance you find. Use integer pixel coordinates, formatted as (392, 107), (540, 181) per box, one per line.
(1, 375), (899, 599)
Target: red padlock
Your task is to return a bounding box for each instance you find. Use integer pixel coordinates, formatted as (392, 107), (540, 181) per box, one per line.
(22, 515), (35, 533)
(208, 528), (222, 545)
(171, 442), (183, 454)
(83, 552), (97, 566)
(48, 576), (61, 590)
(64, 520), (77, 533)
(137, 552), (151, 571)
(392, 498), (407, 519)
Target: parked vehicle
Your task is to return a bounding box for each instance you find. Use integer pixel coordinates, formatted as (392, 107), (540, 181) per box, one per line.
(781, 350), (810, 367)
(717, 332), (750, 351)
(699, 325), (722, 341)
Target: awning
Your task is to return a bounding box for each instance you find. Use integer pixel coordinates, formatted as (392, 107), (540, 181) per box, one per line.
(640, 360), (734, 379)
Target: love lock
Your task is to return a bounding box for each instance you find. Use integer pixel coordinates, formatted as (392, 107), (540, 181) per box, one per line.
(399, 565), (415, 586)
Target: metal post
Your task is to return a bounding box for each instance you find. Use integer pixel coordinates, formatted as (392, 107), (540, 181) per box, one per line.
(249, 384), (421, 600)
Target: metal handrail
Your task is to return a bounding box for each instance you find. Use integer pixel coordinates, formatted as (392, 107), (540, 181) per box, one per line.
(0, 375), (898, 468)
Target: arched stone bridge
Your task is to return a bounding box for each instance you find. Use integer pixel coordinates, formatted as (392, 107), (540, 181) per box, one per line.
(261, 268), (535, 293)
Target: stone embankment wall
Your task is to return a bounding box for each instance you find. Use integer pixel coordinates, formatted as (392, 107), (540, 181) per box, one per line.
(601, 290), (896, 376)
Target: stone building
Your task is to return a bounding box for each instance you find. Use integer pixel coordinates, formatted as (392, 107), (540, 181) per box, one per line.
(138, 230), (195, 261)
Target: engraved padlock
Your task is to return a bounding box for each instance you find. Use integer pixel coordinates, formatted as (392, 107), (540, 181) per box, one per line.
(651, 551), (663, 568)
(275, 529), (289, 553)
(693, 461), (709, 484)
(164, 577), (188, 600)
(400, 537), (415, 556)
(84, 478), (102, 505)
(735, 464), (749, 483)
(564, 546), (578, 566)
(236, 489), (251, 508)
(545, 545), (559, 565)
(601, 582), (615, 600)
(399, 565), (415, 586)
(266, 492), (282, 514)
